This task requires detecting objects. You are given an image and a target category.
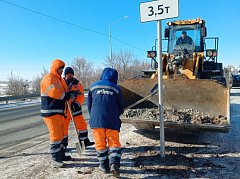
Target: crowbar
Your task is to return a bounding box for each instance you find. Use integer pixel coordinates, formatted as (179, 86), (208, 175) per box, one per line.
(124, 84), (159, 111)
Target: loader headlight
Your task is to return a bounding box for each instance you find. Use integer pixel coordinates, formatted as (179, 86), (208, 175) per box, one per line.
(206, 50), (212, 57)
(206, 49), (217, 57)
(147, 51), (157, 58)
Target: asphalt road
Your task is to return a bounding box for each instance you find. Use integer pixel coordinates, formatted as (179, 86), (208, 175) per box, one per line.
(0, 103), (89, 152)
(0, 104), (46, 150)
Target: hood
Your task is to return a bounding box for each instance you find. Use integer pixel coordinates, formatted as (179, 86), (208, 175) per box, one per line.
(100, 68), (118, 84)
(50, 59), (65, 77)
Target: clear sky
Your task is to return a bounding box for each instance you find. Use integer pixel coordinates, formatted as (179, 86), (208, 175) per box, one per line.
(0, 0), (239, 81)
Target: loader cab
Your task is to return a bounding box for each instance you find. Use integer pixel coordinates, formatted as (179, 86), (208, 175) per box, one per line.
(165, 21), (205, 57)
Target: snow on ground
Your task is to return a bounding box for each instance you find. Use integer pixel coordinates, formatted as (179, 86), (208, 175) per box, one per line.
(0, 93), (88, 110)
(0, 98), (40, 110)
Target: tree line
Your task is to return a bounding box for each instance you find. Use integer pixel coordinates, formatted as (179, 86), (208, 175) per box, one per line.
(4, 50), (150, 96)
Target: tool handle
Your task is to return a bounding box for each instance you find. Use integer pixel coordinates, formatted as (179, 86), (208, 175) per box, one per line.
(124, 93), (153, 111)
(124, 84), (159, 111)
(66, 101), (85, 153)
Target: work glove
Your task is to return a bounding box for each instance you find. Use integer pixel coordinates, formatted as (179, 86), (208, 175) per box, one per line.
(63, 91), (78, 101)
(68, 78), (79, 89)
(72, 78), (79, 85)
(63, 92), (71, 101)
(71, 102), (82, 112)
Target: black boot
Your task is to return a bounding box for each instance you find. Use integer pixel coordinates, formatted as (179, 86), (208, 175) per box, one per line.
(61, 148), (72, 161)
(62, 154), (72, 161)
(99, 158), (110, 173)
(84, 138), (95, 147)
(110, 163), (120, 177)
(62, 136), (68, 152)
(51, 143), (65, 168)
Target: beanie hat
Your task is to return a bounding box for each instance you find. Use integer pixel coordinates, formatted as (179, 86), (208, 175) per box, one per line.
(64, 67), (74, 76)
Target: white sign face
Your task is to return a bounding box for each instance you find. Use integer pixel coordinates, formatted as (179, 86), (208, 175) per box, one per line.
(140, 0), (179, 22)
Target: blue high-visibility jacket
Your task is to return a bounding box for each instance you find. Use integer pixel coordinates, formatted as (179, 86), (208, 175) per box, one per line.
(87, 68), (124, 131)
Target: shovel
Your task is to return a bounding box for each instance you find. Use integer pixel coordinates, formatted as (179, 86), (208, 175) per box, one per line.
(124, 84), (159, 111)
(66, 102), (86, 156)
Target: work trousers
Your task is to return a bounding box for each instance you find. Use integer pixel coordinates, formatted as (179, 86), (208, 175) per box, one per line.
(62, 113), (88, 148)
(93, 128), (121, 168)
(43, 114), (65, 161)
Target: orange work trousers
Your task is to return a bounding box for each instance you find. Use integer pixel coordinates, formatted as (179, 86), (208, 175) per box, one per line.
(43, 114), (64, 142)
(64, 113), (87, 137)
(93, 128), (121, 151)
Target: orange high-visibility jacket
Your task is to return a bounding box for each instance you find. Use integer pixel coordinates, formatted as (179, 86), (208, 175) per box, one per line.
(69, 79), (84, 105)
(40, 59), (69, 117)
(65, 78), (84, 117)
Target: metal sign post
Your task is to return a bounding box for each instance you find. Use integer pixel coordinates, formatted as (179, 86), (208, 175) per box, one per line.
(157, 20), (165, 158)
(140, 0), (179, 158)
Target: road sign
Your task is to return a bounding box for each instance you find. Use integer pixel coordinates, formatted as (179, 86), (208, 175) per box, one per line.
(140, 0), (179, 22)
(140, 0), (179, 159)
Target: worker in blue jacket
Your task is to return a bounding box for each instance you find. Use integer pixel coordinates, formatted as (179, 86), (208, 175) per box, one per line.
(87, 67), (124, 177)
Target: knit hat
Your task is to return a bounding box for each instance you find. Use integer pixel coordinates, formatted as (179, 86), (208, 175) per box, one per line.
(64, 67), (74, 76)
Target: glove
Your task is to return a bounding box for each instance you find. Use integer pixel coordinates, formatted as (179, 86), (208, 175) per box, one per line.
(63, 91), (72, 101)
(73, 90), (83, 96)
(68, 78), (79, 89)
(71, 102), (82, 112)
(72, 78), (79, 85)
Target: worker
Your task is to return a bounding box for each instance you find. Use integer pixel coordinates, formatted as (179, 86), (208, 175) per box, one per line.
(176, 31), (194, 45)
(87, 67), (124, 177)
(62, 67), (94, 151)
(40, 59), (73, 168)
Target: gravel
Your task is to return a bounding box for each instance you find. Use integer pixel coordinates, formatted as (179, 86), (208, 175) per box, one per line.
(122, 106), (229, 126)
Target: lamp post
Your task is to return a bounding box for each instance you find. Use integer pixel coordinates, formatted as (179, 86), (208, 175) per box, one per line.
(109, 16), (128, 62)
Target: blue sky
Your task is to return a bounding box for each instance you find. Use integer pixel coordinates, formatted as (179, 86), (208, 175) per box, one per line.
(0, 0), (239, 81)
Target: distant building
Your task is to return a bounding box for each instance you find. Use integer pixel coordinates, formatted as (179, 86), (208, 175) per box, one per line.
(0, 81), (7, 96)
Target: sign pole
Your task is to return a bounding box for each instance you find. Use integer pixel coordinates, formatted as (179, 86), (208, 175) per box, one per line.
(140, 0), (179, 159)
(157, 20), (165, 158)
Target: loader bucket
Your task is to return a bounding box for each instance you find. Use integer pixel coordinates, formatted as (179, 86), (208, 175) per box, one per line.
(119, 78), (230, 132)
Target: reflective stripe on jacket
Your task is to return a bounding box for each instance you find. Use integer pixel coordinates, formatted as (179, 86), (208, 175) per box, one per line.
(87, 68), (124, 131)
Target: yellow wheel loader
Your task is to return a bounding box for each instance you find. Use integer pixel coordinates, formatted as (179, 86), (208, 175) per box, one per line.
(120, 18), (230, 132)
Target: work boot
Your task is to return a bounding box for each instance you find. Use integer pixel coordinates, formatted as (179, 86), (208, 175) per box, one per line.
(98, 158), (110, 174)
(110, 164), (120, 178)
(99, 164), (110, 174)
(62, 136), (68, 151)
(64, 147), (72, 153)
(62, 155), (72, 161)
(52, 160), (65, 168)
(61, 148), (72, 161)
(84, 138), (95, 147)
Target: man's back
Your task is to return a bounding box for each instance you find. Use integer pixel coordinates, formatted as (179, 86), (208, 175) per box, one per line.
(87, 68), (124, 131)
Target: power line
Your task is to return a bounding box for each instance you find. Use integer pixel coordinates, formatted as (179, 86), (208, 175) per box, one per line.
(0, 0), (145, 52)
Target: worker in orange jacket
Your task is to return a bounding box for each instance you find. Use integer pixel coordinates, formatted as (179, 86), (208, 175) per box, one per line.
(62, 67), (94, 151)
(40, 59), (73, 168)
